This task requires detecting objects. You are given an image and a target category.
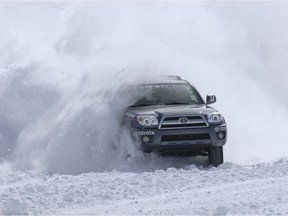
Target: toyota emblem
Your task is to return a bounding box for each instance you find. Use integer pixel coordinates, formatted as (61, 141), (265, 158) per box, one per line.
(179, 117), (188, 124)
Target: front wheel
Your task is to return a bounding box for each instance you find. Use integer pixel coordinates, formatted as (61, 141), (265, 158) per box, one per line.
(209, 146), (224, 167)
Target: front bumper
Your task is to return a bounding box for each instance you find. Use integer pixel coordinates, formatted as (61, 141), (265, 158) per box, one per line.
(131, 124), (227, 151)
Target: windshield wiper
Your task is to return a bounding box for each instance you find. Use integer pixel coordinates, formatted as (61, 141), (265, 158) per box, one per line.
(164, 102), (191, 105)
(129, 104), (154, 107)
(130, 102), (193, 107)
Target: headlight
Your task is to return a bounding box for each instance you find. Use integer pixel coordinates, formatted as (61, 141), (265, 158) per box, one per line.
(207, 112), (224, 125)
(137, 115), (159, 127)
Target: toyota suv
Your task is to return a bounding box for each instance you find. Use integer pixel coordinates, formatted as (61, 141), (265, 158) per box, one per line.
(122, 76), (227, 166)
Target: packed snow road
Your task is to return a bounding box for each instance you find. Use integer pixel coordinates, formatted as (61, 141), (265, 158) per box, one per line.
(1, 159), (288, 215)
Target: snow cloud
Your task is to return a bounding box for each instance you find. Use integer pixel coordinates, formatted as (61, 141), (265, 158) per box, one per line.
(0, 1), (287, 173)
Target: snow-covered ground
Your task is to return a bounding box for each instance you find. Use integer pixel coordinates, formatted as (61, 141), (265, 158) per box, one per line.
(1, 1), (288, 215)
(1, 159), (288, 215)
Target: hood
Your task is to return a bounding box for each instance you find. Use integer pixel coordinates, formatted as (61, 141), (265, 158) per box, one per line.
(127, 104), (218, 117)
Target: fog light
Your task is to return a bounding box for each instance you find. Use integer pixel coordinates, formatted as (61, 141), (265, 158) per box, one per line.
(142, 136), (150, 143)
(217, 132), (225, 139)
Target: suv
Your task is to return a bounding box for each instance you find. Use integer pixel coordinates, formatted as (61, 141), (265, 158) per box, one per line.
(122, 76), (227, 166)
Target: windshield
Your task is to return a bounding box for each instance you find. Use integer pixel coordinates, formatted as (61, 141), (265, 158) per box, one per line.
(130, 83), (204, 107)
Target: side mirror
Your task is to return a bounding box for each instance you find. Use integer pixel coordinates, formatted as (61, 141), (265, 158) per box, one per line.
(206, 94), (217, 105)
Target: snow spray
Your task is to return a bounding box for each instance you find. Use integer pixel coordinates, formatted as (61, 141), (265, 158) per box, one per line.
(0, 2), (287, 173)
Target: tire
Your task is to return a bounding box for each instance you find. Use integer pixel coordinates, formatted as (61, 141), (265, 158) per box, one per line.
(209, 146), (224, 167)
(117, 126), (143, 160)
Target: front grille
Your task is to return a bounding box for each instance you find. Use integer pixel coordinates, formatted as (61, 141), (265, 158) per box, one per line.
(161, 133), (210, 142)
(160, 115), (207, 129)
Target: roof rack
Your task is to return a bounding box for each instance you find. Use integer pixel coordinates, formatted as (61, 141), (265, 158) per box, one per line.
(160, 75), (183, 80)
